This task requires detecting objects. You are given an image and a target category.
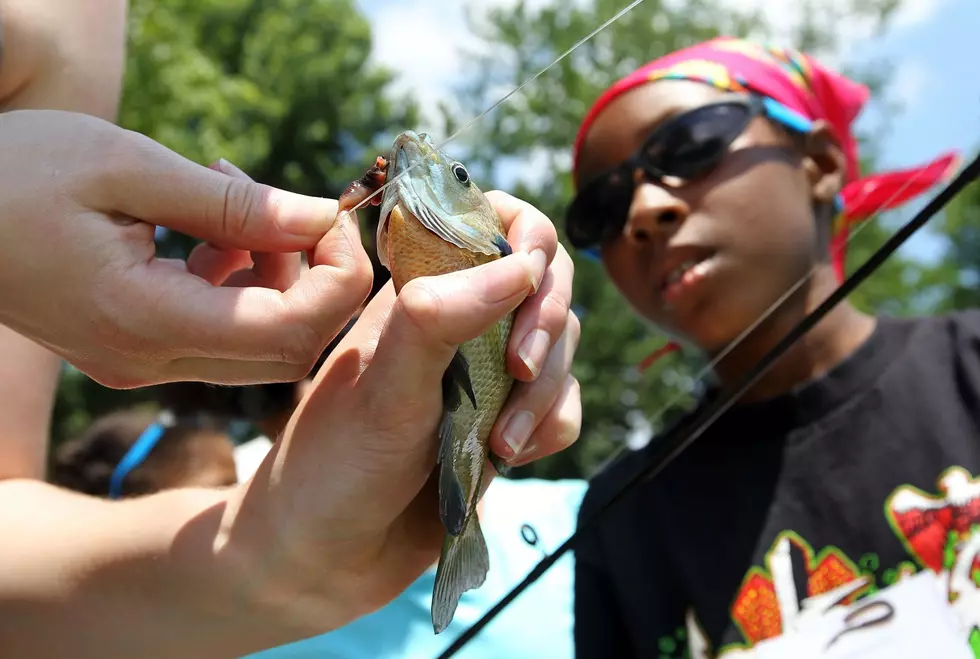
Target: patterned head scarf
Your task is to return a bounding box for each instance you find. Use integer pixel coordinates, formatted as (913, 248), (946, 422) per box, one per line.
(572, 37), (960, 370)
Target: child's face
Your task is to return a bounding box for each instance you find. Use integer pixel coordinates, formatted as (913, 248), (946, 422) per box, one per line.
(574, 80), (842, 353)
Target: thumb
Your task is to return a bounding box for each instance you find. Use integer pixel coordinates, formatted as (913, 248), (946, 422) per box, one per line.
(357, 252), (537, 428)
(87, 132), (338, 252)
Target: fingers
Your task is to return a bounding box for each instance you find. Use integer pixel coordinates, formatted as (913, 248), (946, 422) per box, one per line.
(509, 374), (581, 468)
(507, 243), (574, 381)
(490, 309), (581, 462)
(85, 132), (339, 252)
(485, 190), (576, 384)
(185, 162), (305, 292)
(485, 189), (559, 260)
(223, 252), (302, 292)
(186, 243), (253, 285)
(129, 209), (372, 384)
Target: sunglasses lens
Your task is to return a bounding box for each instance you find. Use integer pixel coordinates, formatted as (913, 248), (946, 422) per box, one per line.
(642, 102), (753, 179)
(565, 99), (756, 251)
(566, 168), (633, 249)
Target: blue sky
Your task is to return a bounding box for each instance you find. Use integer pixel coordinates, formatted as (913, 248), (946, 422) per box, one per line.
(850, 0), (977, 263)
(357, 0), (975, 263)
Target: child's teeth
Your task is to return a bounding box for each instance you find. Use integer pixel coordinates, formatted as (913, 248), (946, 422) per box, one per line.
(669, 260), (697, 283)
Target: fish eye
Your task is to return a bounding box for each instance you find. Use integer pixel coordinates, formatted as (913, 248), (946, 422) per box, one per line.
(451, 163), (470, 184)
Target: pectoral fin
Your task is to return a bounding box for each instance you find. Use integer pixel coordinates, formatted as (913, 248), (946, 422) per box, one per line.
(492, 234), (512, 256)
(444, 350), (477, 410)
(489, 452), (512, 478)
(437, 350), (476, 537)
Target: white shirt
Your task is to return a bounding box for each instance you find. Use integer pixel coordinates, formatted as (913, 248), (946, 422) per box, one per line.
(233, 435), (274, 484)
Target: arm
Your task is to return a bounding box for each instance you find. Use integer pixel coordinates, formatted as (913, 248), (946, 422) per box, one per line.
(0, 479), (286, 659)
(0, 0), (128, 479)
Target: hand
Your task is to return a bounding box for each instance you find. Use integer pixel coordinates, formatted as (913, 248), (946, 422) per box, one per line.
(217, 192), (581, 635)
(0, 109), (373, 388)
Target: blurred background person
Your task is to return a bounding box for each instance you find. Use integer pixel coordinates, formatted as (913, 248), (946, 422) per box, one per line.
(50, 408), (238, 498)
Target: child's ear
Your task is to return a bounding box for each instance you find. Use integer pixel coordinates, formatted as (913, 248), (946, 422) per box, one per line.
(801, 120), (846, 205)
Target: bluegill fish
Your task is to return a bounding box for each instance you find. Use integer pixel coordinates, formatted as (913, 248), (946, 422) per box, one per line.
(338, 131), (517, 633)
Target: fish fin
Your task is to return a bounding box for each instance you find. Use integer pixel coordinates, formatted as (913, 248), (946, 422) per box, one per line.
(431, 513), (490, 634)
(492, 233), (512, 257)
(437, 411), (466, 537)
(489, 452), (512, 478)
(445, 349), (477, 410)
(437, 350), (474, 537)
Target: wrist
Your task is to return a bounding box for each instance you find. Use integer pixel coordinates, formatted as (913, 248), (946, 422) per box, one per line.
(214, 482), (356, 644)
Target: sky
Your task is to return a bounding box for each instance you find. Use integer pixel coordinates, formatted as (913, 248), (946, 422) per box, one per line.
(355, 0), (976, 264)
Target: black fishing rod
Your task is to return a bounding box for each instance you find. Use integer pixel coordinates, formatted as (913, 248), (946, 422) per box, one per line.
(437, 149), (980, 659)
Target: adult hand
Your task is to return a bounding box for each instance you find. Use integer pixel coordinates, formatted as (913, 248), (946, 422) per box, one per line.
(0, 109), (372, 388)
(218, 191), (581, 635)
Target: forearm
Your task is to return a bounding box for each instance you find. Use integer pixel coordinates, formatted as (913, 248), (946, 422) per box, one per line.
(0, 326), (60, 479)
(0, 479), (293, 659)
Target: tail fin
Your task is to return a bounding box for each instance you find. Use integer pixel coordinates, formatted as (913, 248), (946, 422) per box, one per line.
(431, 514), (490, 634)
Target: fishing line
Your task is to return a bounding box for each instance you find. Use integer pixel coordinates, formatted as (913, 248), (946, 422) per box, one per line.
(589, 146), (957, 478)
(341, 0), (647, 216)
(437, 150), (980, 658)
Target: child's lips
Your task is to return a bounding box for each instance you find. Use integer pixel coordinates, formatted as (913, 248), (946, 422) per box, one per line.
(659, 252), (717, 307)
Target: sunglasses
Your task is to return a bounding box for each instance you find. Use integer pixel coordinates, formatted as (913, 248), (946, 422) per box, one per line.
(565, 93), (815, 256)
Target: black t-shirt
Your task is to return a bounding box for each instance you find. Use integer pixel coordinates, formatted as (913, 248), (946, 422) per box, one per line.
(574, 311), (980, 657)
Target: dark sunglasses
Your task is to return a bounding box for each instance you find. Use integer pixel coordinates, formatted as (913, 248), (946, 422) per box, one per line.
(565, 93), (814, 254)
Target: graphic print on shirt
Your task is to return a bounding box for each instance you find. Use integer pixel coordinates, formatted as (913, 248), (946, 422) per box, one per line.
(884, 467), (980, 645)
(655, 466), (980, 658)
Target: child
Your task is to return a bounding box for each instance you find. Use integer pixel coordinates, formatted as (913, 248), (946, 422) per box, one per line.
(51, 408), (238, 498)
(566, 37), (972, 656)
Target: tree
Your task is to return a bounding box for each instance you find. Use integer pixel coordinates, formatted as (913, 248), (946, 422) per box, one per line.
(433, 0), (919, 480)
(927, 175), (980, 313)
(51, 0), (417, 448)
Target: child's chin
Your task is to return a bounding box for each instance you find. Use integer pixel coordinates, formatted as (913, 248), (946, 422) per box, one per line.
(665, 312), (745, 356)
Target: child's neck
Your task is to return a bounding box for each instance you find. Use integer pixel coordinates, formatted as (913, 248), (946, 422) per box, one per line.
(710, 293), (877, 404)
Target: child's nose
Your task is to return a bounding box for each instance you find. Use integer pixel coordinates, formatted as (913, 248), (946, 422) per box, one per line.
(622, 181), (689, 246)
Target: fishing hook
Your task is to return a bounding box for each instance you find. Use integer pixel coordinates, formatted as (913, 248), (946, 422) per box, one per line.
(436, 150), (980, 658)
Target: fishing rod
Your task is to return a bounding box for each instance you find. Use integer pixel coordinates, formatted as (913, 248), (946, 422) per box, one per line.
(437, 149), (980, 658)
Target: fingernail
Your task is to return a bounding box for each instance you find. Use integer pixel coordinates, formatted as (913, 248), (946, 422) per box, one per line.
(518, 329), (550, 379)
(528, 249), (547, 293)
(274, 192), (337, 237)
(502, 410), (535, 456)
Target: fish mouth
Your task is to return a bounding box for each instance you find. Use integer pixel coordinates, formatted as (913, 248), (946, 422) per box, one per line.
(379, 132), (442, 226)
(378, 143), (414, 225)
(376, 132), (434, 267)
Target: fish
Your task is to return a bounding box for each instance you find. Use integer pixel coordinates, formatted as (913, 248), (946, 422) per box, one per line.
(337, 130), (518, 634)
